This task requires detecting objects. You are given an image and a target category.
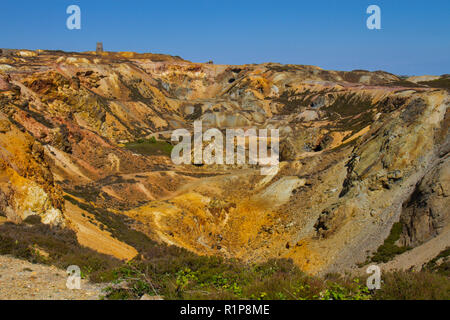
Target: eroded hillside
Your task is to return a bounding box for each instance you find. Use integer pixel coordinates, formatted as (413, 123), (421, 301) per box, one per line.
(0, 49), (448, 274)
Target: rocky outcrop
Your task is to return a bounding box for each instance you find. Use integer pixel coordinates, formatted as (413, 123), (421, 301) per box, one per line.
(0, 113), (65, 226)
(399, 156), (449, 247)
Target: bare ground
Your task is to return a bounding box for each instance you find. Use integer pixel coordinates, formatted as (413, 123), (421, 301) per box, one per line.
(0, 255), (107, 300)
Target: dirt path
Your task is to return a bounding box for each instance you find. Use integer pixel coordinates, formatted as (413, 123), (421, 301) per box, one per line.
(0, 255), (107, 300)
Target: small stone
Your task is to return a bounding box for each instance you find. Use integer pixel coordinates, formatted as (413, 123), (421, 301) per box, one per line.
(387, 170), (403, 180)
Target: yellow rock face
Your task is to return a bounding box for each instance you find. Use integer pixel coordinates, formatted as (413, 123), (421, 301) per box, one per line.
(0, 114), (64, 226)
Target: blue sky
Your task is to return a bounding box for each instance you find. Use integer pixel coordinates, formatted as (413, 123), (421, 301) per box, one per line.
(1, 0), (449, 75)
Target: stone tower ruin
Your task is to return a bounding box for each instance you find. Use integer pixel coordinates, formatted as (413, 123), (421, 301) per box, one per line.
(96, 42), (103, 54)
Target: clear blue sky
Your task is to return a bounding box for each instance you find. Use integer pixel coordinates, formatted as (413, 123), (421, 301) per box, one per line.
(1, 0), (449, 75)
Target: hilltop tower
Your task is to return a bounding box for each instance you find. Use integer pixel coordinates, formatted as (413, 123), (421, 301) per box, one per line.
(96, 42), (103, 54)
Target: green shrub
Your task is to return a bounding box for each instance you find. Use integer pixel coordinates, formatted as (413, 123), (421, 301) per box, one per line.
(374, 271), (450, 300)
(423, 247), (450, 277)
(125, 138), (173, 156)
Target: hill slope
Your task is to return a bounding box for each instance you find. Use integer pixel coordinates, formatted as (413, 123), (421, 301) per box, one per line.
(0, 49), (448, 276)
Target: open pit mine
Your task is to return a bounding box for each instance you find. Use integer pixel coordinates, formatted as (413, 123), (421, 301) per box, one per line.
(0, 48), (448, 278)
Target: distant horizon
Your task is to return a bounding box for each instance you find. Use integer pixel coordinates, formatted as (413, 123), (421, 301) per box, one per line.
(1, 0), (449, 76)
(4, 46), (446, 77)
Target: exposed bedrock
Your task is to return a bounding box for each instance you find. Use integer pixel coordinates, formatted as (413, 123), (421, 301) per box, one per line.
(0, 49), (448, 272)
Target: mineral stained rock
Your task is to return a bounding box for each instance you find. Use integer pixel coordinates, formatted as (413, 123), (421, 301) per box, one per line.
(0, 49), (448, 273)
